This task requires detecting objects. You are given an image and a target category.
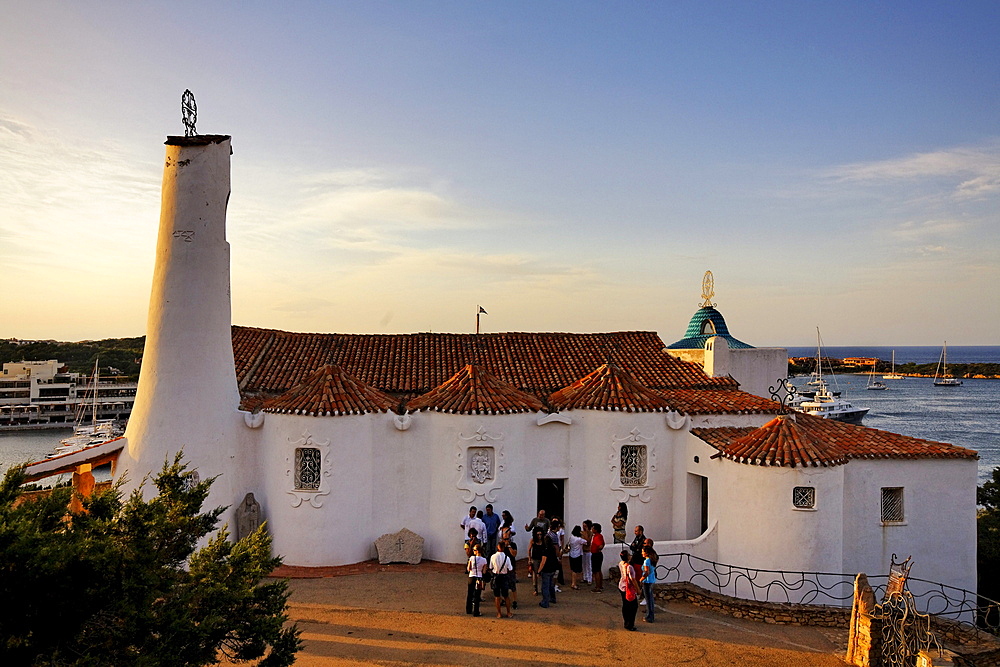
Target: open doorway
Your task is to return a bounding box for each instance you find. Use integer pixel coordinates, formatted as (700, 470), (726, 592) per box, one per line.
(536, 479), (565, 523)
(686, 473), (709, 539)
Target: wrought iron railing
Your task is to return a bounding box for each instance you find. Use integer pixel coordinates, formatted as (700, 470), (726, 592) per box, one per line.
(654, 552), (1000, 636)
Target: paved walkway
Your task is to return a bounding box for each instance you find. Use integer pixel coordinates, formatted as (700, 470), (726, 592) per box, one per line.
(274, 561), (849, 666)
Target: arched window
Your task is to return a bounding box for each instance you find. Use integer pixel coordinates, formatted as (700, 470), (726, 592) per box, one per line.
(701, 319), (716, 335)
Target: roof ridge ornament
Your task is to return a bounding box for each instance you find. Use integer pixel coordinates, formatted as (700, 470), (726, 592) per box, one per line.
(182, 89), (197, 137)
(701, 270), (716, 308)
(768, 377), (798, 414)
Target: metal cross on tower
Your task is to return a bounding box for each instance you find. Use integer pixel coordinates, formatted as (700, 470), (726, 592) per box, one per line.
(701, 270), (716, 308)
(181, 89), (197, 137)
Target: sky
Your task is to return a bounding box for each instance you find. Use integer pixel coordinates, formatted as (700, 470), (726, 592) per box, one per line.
(2, 2), (998, 346)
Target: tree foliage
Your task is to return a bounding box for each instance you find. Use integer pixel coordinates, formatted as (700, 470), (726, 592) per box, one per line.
(0, 456), (300, 666)
(0, 337), (146, 379)
(978, 466), (1000, 602)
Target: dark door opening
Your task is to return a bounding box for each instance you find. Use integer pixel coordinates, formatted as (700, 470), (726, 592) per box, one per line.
(700, 475), (709, 535)
(536, 479), (565, 523)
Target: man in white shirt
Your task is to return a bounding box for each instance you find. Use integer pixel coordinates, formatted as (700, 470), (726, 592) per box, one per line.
(460, 506), (477, 534)
(468, 512), (488, 546)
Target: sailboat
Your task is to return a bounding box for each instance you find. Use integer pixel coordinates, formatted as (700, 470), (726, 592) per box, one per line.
(933, 342), (963, 387)
(882, 350), (904, 380)
(48, 361), (125, 457)
(867, 360), (887, 390)
(796, 328), (870, 423)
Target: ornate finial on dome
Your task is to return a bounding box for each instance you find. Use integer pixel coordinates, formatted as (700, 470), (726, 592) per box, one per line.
(701, 270), (716, 308)
(182, 89), (198, 137)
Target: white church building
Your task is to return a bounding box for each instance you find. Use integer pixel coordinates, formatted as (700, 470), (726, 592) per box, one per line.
(29, 132), (978, 598)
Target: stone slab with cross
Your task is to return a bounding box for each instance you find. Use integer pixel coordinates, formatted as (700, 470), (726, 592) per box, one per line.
(375, 528), (424, 565)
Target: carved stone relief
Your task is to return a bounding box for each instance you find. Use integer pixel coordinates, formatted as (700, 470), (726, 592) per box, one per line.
(235, 492), (263, 542)
(456, 425), (505, 503)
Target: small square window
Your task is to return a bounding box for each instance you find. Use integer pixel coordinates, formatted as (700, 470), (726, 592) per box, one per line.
(881, 487), (904, 523)
(792, 486), (815, 509)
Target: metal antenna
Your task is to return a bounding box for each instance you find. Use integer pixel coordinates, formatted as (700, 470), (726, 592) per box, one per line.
(182, 89), (198, 137)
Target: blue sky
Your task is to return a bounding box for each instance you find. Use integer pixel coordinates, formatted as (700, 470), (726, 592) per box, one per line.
(2, 2), (998, 345)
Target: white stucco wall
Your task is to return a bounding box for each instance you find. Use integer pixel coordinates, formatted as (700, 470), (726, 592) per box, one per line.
(726, 348), (789, 399)
(250, 408), (696, 567)
(668, 340), (788, 400)
(705, 450), (847, 573)
(840, 458), (977, 594)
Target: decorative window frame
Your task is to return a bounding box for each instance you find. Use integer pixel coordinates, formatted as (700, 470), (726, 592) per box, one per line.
(456, 425), (505, 503)
(880, 487), (905, 525)
(608, 427), (657, 502)
(285, 431), (332, 508)
(792, 486), (816, 511)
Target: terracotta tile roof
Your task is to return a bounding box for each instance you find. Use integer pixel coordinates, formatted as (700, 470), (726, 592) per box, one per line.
(406, 364), (546, 414)
(548, 363), (672, 412)
(692, 411), (978, 465)
(695, 415), (849, 467)
(657, 388), (782, 415)
(260, 364), (399, 416)
(232, 326), (735, 408)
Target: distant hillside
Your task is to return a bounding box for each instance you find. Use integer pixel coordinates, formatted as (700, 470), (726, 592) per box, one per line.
(0, 337), (146, 379)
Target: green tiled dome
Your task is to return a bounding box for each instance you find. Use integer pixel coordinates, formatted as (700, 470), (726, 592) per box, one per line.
(666, 306), (754, 350)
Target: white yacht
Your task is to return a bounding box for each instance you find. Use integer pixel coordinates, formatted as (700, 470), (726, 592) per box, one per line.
(933, 342), (963, 387)
(882, 350), (904, 380)
(796, 327), (869, 423)
(798, 379), (870, 423)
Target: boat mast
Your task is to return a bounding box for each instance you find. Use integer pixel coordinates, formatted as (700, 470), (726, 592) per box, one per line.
(91, 361), (100, 425)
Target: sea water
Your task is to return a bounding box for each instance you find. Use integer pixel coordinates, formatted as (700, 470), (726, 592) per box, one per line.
(0, 429), (111, 486)
(789, 374), (1000, 485)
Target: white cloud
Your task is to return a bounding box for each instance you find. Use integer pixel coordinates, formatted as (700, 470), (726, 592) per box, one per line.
(824, 143), (1000, 201)
(890, 218), (966, 241)
(297, 187), (478, 231)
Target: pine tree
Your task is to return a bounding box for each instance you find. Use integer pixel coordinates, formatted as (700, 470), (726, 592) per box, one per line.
(0, 455), (300, 666)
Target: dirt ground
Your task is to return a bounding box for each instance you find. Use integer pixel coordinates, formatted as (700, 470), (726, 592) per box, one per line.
(276, 561), (849, 666)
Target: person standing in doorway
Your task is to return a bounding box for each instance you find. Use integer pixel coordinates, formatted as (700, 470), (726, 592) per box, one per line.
(525, 509), (549, 535)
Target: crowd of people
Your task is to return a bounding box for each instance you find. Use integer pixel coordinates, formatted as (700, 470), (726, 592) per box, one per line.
(462, 503), (659, 629)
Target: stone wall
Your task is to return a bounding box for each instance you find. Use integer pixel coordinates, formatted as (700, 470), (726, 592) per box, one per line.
(632, 575), (1000, 665)
(654, 581), (852, 627)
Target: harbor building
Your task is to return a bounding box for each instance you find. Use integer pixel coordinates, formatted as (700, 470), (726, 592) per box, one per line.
(1, 360), (135, 430)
